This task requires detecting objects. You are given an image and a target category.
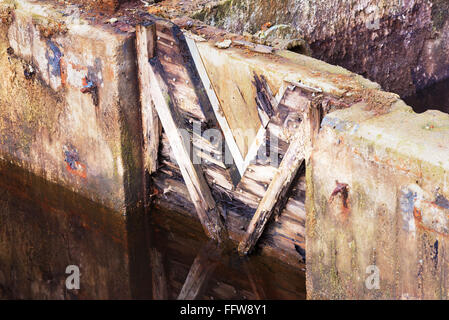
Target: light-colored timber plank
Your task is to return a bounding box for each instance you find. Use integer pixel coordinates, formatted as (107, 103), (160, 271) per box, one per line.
(238, 123), (306, 255)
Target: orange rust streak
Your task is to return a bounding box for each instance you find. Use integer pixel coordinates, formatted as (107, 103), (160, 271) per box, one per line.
(60, 58), (67, 86)
(413, 207), (449, 238)
(345, 140), (422, 178)
(66, 162), (87, 179)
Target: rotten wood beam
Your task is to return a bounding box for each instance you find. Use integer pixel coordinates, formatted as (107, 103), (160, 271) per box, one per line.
(185, 36), (246, 177)
(238, 122), (306, 255)
(136, 24), (227, 243)
(136, 23), (160, 175)
(253, 73), (277, 127)
(303, 100), (322, 159)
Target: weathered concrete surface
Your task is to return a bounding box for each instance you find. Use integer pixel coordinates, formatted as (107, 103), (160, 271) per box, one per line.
(0, 0), (143, 214)
(307, 100), (449, 299)
(0, 160), (155, 299)
(193, 0), (449, 97)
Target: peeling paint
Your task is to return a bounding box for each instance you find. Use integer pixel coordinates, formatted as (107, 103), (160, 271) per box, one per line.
(63, 144), (87, 179)
(45, 40), (63, 77)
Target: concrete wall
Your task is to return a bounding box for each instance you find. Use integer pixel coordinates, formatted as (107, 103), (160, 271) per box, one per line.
(307, 100), (449, 299)
(0, 0), (143, 214)
(0, 160), (133, 299)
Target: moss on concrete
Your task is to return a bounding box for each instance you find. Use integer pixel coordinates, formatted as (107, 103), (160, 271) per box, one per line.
(431, 0), (449, 31)
(0, 26), (66, 156)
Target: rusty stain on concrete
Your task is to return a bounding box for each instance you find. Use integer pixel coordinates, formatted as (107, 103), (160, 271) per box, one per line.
(63, 144), (87, 179)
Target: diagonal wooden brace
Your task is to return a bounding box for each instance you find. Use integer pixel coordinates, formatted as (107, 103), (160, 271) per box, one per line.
(136, 23), (228, 243)
(238, 102), (321, 255)
(238, 123), (306, 255)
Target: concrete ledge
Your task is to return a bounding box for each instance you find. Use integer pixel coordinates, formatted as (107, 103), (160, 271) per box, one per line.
(307, 101), (449, 299)
(0, 0), (143, 214)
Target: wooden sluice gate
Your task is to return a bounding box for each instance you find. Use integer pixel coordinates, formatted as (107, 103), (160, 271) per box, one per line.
(6, 0), (448, 299)
(133, 15), (384, 267)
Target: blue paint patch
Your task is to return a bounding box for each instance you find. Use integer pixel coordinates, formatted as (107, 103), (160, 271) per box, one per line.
(432, 240), (439, 268)
(399, 188), (417, 232)
(46, 40), (63, 77)
(435, 193), (449, 209)
(399, 189), (416, 213)
(63, 146), (80, 170)
(321, 116), (352, 133)
(83, 80), (94, 89)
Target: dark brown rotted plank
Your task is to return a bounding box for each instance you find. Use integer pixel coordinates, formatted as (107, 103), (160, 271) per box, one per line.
(136, 23), (160, 176)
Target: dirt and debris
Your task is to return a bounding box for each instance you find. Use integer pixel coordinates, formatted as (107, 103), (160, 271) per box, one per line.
(23, 63), (36, 80)
(106, 17), (118, 24)
(32, 17), (68, 38)
(80, 77), (99, 106)
(215, 39), (232, 49)
(345, 88), (400, 116)
(0, 4), (14, 25)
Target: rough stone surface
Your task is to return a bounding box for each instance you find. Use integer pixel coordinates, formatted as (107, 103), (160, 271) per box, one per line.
(61, 0), (128, 12)
(307, 101), (449, 299)
(0, 0), (143, 214)
(193, 0), (449, 97)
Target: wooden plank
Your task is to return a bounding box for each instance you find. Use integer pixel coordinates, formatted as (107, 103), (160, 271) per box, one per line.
(136, 23), (160, 175)
(185, 36), (246, 177)
(253, 73), (277, 127)
(137, 24), (227, 242)
(177, 241), (219, 300)
(238, 123), (306, 255)
(303, 100), (322, 160)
